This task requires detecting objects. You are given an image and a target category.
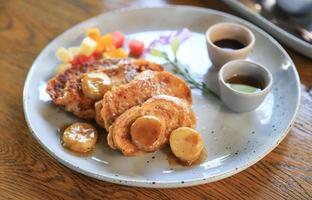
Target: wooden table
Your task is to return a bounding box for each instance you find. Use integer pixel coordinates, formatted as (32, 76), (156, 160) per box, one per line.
(0, 0), (311, 199)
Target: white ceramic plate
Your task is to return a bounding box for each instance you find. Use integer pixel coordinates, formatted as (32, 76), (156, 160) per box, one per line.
(23, 6), (300, 188)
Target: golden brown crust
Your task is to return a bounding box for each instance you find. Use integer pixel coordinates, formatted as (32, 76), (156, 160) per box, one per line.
(94, 101), (105, 128)
(101, 71), (192, 129)
(46, 58), (163, 119)
(109, 106), (145, 156)
(108, 95), (196, 156)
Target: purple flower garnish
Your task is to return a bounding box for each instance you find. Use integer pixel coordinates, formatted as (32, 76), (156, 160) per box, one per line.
(146, 28), (215, 96)
(174, 28), (192, 43)
(145, 28), (191, 53)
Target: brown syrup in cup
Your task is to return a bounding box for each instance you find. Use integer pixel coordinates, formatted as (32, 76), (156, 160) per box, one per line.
(214, 39), (245, 50)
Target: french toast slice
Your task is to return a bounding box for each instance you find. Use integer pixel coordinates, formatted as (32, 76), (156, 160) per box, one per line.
(46, 58), (163, 119)
(101, 70), (192, 130)
(108, 95), (196, 156)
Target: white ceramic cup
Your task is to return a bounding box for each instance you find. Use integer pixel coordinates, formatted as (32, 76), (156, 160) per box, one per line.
(206, 22), (255, 69)
(218, 60), (273, 113)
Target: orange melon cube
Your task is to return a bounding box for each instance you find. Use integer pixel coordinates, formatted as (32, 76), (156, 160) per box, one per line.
(103, 48), (128, 58)
(95, 43), (105, 53)
(87, 28), (101, 41)
(104, 44), (116, 52)
(100, 34), (116, 51)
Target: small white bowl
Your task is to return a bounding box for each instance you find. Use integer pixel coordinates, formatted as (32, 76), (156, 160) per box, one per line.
(218, 60), (273, 112)
(206, 22), (255, 69)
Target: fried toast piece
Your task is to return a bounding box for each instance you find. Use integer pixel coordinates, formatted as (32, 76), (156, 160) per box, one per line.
(108, 95), (196, 156)
(95, 101), (105, 128)
(101, 70), (192, 130)
(46, 58), (163, 119)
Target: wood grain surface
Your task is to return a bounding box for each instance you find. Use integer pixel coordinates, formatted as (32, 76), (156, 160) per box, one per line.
(0, 0), (311, 199)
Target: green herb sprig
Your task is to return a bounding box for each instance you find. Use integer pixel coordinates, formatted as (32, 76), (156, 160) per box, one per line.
(149, 38), (216, 97)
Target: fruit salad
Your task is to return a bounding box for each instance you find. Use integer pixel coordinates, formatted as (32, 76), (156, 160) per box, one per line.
(55, 28), (145, 74)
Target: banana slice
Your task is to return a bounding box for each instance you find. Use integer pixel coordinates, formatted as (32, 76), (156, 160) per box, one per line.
(61, 122), (98, 153)
(169, 127), (204, 165)
(130, 115), (165, 152)
(81, 72), (112, 100)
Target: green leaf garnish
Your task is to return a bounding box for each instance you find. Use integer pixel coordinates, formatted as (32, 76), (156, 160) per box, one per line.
(170, 37), (180, 57)
(148, 32), (217, 97)
(150, 49), (167, 58)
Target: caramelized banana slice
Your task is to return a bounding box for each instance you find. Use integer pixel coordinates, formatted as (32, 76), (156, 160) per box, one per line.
(169, 127), (204, 165)
(81, 72), (112, 100)
(61, 122), (98, 153)
(130, 115), (165, 152)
